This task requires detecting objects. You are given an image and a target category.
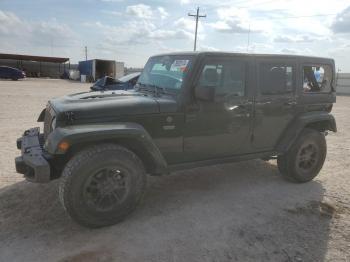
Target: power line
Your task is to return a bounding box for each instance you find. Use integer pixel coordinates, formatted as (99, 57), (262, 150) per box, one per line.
(264, 13), (337, 20)
(188, 7), (206, 51)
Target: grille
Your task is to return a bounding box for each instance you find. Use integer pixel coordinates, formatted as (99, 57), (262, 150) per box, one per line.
(43, 104), (55, 140)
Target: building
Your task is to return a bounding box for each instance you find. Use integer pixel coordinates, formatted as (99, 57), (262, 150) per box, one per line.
(0, 53), (70, 78)
(337, 73), (350, 95)
(78, 59), (124, 82)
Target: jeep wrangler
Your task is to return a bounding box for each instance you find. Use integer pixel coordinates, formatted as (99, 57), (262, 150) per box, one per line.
(15, 52), (337, 228)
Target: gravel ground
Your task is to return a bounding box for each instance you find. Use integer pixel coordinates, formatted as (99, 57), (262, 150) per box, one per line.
(0, 79), (349, 262)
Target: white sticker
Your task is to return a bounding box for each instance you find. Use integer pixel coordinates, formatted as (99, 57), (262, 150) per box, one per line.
(172, 60), (189, 67)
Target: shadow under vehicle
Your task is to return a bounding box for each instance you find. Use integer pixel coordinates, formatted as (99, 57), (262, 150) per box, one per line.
(15, 52), (337, 228)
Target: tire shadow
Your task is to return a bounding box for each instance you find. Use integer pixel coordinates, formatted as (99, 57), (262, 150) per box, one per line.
(0, 160), (332, 262)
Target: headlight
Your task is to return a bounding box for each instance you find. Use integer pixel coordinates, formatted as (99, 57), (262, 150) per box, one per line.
(51, 117), (56, 130)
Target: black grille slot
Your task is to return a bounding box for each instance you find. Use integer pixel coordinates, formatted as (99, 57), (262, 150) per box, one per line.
(43, 105), (54, 140)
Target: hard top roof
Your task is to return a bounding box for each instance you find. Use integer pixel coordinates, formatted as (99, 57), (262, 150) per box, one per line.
(151, 51), (333, 61)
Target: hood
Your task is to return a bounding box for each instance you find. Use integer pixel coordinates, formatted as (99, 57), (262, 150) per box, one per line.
(50, 90), (178, 121)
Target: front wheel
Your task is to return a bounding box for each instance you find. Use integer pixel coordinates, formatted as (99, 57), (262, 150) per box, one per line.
(277, 128), (327, 183)
(59, 144), (147, 228)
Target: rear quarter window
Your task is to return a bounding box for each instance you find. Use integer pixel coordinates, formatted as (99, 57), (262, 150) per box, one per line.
(303, 65), (333, 93)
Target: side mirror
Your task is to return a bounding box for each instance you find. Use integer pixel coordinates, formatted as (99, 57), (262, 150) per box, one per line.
(195, 86), (215, 101)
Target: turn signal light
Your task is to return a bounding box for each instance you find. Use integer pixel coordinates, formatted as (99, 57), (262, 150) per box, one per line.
(58, 141), (70, 152)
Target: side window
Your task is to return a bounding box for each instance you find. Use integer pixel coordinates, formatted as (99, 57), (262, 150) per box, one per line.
(199, 64), (223, 88)
(198, 61), (245, 97)
(303, 65), (332, 93)
(260, 64), (294, 95)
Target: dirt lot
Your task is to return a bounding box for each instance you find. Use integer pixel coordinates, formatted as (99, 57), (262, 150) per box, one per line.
(0, 79), (349, 262)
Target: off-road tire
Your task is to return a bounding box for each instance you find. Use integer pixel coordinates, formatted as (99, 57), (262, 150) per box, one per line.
(59, 144), (147, 228)
(277, 128), (327, 183)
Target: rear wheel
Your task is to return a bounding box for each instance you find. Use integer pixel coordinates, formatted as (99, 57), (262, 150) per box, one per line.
(59, 144), (147, 228)
(277, 128), (327, 183)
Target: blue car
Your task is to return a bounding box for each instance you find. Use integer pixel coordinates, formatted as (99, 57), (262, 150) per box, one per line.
(90, 72), (141, 91)
(0, 66), (26, 80)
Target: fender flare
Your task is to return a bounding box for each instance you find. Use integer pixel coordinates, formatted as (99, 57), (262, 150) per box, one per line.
(45, 122), (168, 175)
(275, 111), (337, 153)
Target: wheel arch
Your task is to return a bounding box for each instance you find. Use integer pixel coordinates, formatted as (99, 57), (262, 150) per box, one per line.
(275, 111), (336, 153)
(45, 123), (168, 176)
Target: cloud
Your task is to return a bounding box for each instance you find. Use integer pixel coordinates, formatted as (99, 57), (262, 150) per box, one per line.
(332, 6), (350, 33)
(0, 10), (77, 46)
(174, 17), (195, 32)
(280, 48), (297, 54)
(100, 10), (122, 16)
(87, 19), (193, 50)
(126, 4), (169, 20)
(209, 7), (268, 34)
(0, 10), (24, 35)
(280, 48), (312, 55)
(126, 4), (153, 19)
(180, 0), (190, 4)
(157, 7), (169, 20)
(99, 0), (124, 2)
(274, 35), (318, 43)
(198, 45), (220, 51)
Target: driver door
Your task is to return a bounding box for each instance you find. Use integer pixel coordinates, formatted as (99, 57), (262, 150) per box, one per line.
(183, 56), (254, 162)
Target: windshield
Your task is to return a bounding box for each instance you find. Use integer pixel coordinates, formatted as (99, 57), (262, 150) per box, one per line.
(137, 55), (193, 90)
(94, 77), (105, 87)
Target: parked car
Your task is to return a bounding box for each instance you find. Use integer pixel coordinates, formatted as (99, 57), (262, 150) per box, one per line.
(90, 72), (141, 91)
(0, 66), (25, 80)
(15, 52), (337, 228)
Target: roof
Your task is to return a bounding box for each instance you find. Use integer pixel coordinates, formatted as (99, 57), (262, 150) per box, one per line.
(79, 59), (116, 63)
(0, 53), (69, 63)
(151, 51), (333, 61)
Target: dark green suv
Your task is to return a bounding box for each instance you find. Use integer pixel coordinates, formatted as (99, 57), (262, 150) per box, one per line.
(15, 52), (337, 227)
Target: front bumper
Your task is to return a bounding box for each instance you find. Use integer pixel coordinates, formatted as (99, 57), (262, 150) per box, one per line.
(15, 127), (51, 183)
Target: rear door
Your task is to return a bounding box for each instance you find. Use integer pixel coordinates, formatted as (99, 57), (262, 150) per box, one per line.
(252, 58), (297, 150)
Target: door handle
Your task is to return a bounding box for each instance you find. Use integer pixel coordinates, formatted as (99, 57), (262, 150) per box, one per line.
(235, 113), (251, 118)
(227, 105), (250, 117)
(256, 101), (271, 106)
(284, 101), (297, 106)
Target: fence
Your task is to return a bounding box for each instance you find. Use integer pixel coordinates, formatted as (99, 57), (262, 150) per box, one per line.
(337, 73), (350, 95)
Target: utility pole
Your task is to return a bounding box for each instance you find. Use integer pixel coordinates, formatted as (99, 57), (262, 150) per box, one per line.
(85, 46), (88, 61)
(188, 7), (206, 51)
(247, 23), (251, 52)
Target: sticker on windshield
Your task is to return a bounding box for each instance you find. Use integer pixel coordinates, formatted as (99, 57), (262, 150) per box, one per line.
(171, 60), (189, 72)
(172, 60), (189, 67)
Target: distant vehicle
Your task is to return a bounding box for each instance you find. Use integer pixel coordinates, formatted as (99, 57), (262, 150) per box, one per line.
(0, 66), (25, 80)
(90, 72), (141, 91)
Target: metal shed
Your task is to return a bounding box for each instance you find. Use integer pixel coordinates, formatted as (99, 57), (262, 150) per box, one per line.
(0, 53), (70, 78)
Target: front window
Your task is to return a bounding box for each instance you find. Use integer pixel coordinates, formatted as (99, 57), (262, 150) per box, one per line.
(198, 61), (246, 97)
(137, 55), (193, 90)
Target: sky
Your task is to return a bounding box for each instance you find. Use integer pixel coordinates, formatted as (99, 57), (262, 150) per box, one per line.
(0, 0), (350, 71)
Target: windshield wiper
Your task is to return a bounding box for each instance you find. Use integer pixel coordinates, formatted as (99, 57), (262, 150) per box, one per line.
(136, 82), (168, 96)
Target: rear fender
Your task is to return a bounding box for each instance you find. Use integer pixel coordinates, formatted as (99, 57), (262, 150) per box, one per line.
(45, 123), (168, 175)
(276, 111), (337, 153)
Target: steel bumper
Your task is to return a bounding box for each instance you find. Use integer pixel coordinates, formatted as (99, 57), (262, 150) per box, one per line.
(15, 127), (51, 183)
